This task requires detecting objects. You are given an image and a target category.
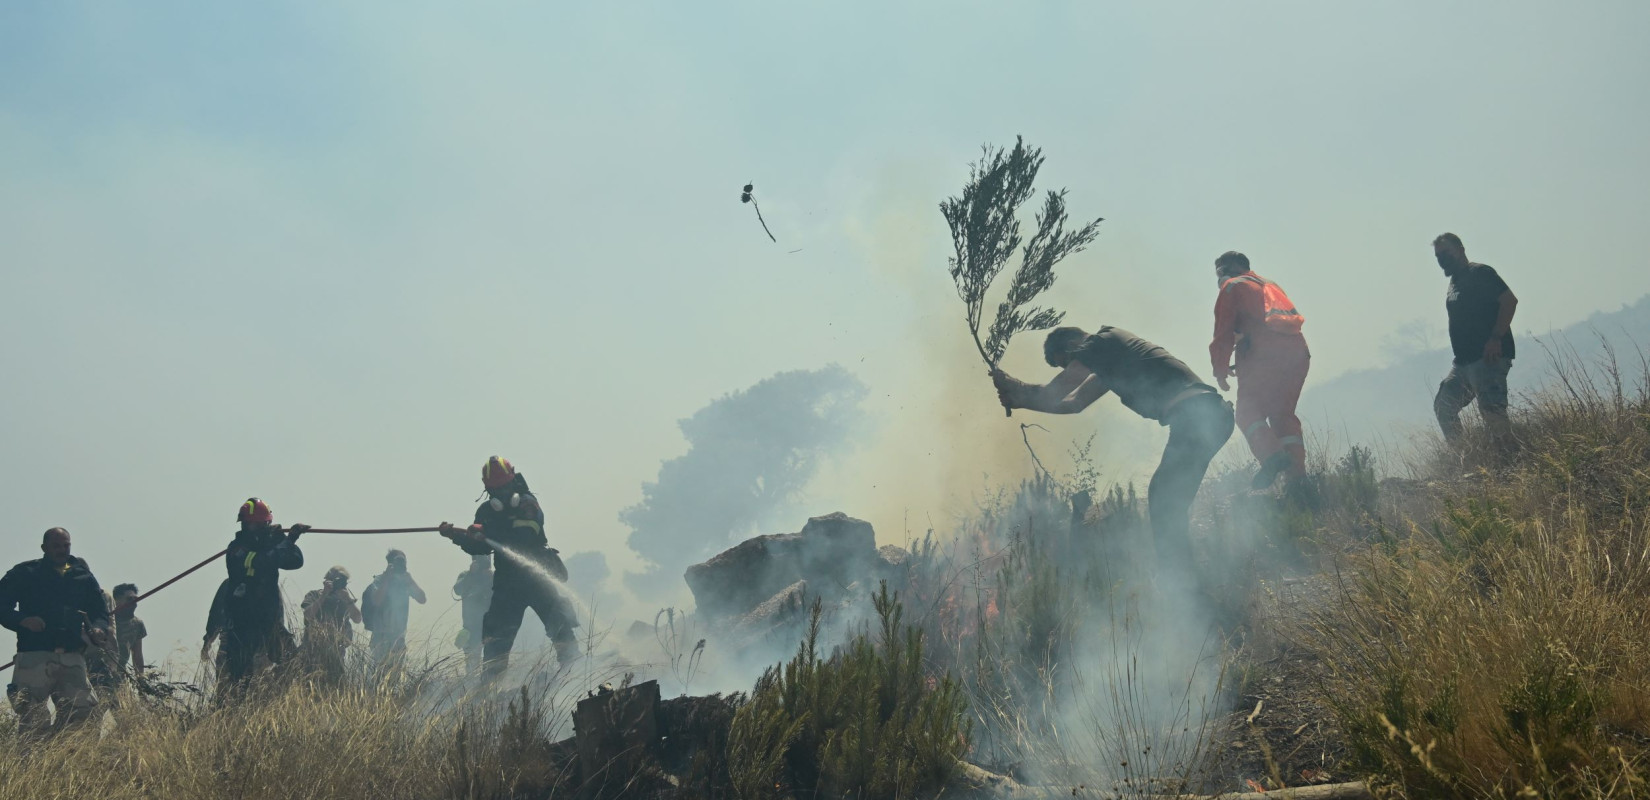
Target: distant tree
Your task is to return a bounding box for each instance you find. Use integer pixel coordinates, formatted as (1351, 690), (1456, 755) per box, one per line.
(621, 365), (867, 596)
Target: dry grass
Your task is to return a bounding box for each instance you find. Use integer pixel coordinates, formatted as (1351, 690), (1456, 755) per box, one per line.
(8, 355), (1647, 800)
(901, 352), (1650, 798)
(1298, 357), (1650, 799)
(903, 471), (1235, 795)
(0, 650), (616, 800)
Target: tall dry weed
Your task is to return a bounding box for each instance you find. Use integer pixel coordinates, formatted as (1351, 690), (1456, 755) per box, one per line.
(1299, 355), (1650, 799)
(0, 648), (616, 800)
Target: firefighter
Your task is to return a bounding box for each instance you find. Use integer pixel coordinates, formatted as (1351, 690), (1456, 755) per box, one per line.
(207, 498), (307, 696)
(452, 554), (494, 676)
(439, 457), (578, 680)
(1208, 251), (1311, 489)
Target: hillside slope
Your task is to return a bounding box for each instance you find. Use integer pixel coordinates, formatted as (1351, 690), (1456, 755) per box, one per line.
(1299, 295), (1650, 451)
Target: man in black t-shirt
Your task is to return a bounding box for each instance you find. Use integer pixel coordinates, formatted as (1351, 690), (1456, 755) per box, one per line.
(1433, 233), (1519, 446)
(993, 327), (1235, 573)
(0, 528), (111, 739)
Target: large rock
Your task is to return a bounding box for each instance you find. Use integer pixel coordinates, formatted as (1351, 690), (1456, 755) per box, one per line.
(684, 512), (879, 621)
(876, 544), (911, 583)
(723, 579), (811, 651)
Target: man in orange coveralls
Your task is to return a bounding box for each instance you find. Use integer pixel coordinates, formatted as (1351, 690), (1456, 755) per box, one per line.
(1209, 251), (1310, 490)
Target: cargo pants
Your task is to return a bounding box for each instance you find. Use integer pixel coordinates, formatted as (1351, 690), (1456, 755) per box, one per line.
(7, 650), (99, 738)
(1149, 391), (1236, 573)
(1434, 358), (1513, 443)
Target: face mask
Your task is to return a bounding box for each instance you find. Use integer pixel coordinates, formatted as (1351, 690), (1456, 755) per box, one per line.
(489, 493), (524, 512)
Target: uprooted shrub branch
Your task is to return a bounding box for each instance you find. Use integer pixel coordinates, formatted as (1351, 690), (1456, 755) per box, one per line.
(940, 136), (1103, 384)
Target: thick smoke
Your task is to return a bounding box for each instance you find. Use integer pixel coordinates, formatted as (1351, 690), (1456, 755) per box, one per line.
(562, 550), (615, 612)
(563, 551), (610, 598)
(621, 365), (868, 600)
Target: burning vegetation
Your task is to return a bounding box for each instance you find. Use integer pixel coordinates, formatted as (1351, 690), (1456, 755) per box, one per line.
(5, 360), (1649, 799)
(4, 137), (1646, 800)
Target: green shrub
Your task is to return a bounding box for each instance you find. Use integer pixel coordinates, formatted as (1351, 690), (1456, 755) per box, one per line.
(728, 583), (970, 799)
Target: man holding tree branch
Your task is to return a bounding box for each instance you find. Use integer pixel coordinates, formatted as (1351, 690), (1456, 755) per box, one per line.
(992, 326), (1234, 572)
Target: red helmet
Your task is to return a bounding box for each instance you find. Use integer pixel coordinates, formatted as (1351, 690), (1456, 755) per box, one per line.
(482, 456), (516, 491)
(238, 497), (273, 525)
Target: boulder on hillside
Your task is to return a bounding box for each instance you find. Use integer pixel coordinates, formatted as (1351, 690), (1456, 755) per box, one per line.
(722, 579), (811, 651)
(684, 512), (880, 622)
(877, 544), (911, 583)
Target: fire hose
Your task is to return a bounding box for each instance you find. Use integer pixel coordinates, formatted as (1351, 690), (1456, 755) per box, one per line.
(0, 526), (446, 674)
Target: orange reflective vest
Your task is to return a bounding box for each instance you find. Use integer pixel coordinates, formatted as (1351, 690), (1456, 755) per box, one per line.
(1219, 274), (1304, 335)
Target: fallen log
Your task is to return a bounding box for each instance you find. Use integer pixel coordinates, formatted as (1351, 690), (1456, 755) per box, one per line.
(1135, 784), (1370, 800)
(952, 763), (1371, 800)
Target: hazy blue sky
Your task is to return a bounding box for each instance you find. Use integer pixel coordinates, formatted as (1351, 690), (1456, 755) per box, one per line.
(3, 2), (1646, 661)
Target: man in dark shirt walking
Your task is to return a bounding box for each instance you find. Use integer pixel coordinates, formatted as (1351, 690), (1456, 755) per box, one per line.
(992, 327), (1235, 572)
(0, 528), (111, 739)
(1433, 233), (1519, 446)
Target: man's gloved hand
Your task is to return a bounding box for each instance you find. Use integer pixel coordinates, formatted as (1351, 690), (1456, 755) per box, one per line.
(438, 522), (456, 539)
(465, 524), (485, 541)
(286, 523), (312, 541)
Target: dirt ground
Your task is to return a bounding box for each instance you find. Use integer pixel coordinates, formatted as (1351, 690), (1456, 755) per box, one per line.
(1202, 575), (1352, 794)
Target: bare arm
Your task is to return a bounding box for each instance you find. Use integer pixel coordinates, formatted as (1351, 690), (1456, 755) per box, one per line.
(999, 363), (1097, 414)
(132, 640), (145, 674)
(1483, 289), (1518, 363)
(1051, 374), (1110, 414)
(1493, 289), (1517, 336)
(409, 577), (427, 605)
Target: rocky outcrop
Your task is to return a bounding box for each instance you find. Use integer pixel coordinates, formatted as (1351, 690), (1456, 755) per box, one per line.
(684, 512), (893, 622)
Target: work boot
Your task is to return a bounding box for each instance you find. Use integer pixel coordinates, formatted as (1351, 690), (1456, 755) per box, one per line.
(1250, 452), (1292, 491)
